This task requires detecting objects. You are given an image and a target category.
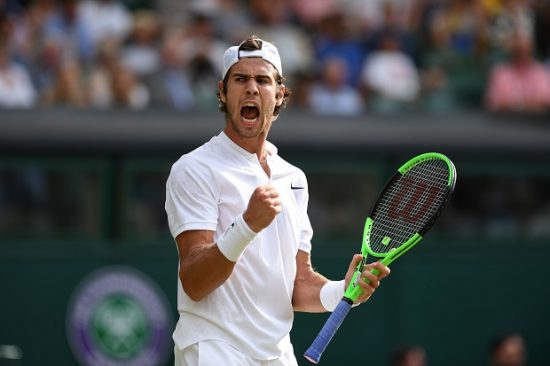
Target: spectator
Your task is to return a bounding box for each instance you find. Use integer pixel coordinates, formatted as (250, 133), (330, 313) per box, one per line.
(82, 39), (113, 108)
(78, 0), (132, 49)
(146, 33), (195, 110)
(488, 333), (526, 366)
(111, 65), (150, 109)
(208, 0), (253, 44)
(42, 0), (95, 64)
(309, 57), (364, 115)
(288, 70), (315, 110)
(248, 0), (315, 82)
(343, 0), (416, 35)
(424, 0), (490, 108)
(313, 10), (366, 88)
(366, 1), (417, 58)
(419, 60), (460, 112)
(41, 57), (87, 107)
(0, 42), (36, 108)
(7, 0), (58, 67)
(289, 0), (337, 29)
(361, 31), (421, 112)
(172, 12), (227, 109)
(31, 37), (64, 100)
(88, 38), (150, 109)
(1, 0), (549, 114)
(429, 0), (488, 57)
(485, 33), (550, 112)
(389, 345), (427, 366)
(488, 0), (535, 61)
(121, 10), (162, 79)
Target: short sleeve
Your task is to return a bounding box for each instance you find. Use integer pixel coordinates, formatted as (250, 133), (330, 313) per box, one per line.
(165, 158), (219, 239)
(294, 170), (313, 253)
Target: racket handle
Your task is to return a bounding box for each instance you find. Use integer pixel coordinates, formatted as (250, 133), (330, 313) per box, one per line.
(304, 298), (353, 364)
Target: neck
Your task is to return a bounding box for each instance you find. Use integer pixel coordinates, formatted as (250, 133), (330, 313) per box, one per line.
(223, 128), (268, 160)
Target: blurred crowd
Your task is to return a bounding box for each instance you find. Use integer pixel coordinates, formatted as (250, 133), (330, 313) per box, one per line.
(1, 0), (550, 114)
(388, 332), (527, 366)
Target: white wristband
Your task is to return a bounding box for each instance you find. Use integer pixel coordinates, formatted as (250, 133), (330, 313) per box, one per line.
(217, 214), (257, 262)
(320, 280), (345, 312)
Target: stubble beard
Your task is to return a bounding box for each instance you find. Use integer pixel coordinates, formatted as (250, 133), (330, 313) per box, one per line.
(227, 113), (270, 139)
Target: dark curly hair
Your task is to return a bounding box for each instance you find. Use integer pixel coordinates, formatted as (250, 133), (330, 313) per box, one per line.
(217, 36), (292, 117)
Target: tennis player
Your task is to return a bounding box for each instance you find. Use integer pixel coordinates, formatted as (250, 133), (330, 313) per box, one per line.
(165, 36), (391, 366)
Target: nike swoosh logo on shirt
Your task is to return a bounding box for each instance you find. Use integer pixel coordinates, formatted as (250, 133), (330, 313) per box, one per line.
(291, 183), (304, 190)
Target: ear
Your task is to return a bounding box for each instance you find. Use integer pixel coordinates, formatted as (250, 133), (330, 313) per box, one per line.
(218, 80), (226, 103)
(275, 85), (285, 107)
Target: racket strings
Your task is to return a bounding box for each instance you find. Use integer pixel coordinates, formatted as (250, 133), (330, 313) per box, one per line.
(370, 159), (450, 253)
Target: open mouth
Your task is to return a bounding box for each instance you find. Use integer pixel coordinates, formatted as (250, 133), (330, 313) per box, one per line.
(240, 104), (260, 122)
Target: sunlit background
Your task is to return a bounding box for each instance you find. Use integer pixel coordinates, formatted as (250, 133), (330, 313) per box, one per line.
(1, 0), (550, 365)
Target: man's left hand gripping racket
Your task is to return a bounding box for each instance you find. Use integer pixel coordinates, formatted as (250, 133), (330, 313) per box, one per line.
(304, 152), (457, 364)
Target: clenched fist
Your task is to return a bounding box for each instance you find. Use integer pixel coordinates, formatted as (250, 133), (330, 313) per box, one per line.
(243, 185), (282, 233)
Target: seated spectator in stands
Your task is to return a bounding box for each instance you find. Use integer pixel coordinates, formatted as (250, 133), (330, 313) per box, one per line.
(390, 345), (427, 366)
(419, 62), (461, 112)
(78, 0), (132, 49)
(485, 34), (550, 113)
(289, 0), (337, 29)
(146, 35), (195, 110)
(487, 0), (534, 62)
(309, 56), (364, 116)
(173, 12), (228, 110)
(42, 0), (95, 65)
(88, 38), (150, 109)
(430, 0), (488, 57)
(121, 10), (161, 80)
(7, 0), (57, 67)
(361, 31), (420, 112)
(41, 57), (87, 107)
(111, 65), (150, 109)
(365, 1), (416, 59)
(343, 0), (416, 39)
(425, 0), (490, 108)
(0, 43), (36, 108)
(488, 332), (526, 366)
(288, 70), (315, 110)
(248, 0), (315, 84)
(313, 10), (366, 88)
(203, 0), (253, 44)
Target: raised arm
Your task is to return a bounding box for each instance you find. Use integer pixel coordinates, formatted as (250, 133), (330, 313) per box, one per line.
(175, 229), (235, 302)
(176, 184), (281, 302)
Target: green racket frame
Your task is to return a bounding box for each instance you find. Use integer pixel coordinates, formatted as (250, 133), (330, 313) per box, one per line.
(344, 152), (456, 301)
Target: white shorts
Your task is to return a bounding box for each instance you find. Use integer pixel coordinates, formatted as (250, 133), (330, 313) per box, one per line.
(174, 340), (298, 366)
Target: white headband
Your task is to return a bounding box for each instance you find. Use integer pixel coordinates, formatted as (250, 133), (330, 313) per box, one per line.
(222, 38), (283, 79)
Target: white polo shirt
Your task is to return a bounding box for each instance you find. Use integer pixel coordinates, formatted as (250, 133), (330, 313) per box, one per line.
(165, 131), (313, 360)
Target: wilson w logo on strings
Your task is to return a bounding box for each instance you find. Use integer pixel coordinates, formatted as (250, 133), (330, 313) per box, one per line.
(387, 177), (440, 223)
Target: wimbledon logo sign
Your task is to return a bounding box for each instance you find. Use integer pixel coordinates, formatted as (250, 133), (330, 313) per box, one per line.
(66, 266), (173, 366)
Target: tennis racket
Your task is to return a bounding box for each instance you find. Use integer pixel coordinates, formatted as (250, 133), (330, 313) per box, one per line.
(304, 152), (457, 364)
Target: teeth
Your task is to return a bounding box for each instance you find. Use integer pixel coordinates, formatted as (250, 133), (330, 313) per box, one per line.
(241, 103), (258, 122)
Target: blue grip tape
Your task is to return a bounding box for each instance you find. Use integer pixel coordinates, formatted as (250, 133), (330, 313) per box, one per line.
(303, 299), (353, 364)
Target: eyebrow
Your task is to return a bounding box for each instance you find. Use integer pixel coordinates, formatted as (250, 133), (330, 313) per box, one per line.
(232, 73), (273, 81)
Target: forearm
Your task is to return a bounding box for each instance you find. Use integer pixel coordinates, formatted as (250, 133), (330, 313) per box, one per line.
(179, 242), (235, 301)
(176, 226), (245, 302)
(177, 213), (260, 301)
(292, 250), (332, 312)
(292, 269), (329, 312)
(292, 252), (391, 312)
